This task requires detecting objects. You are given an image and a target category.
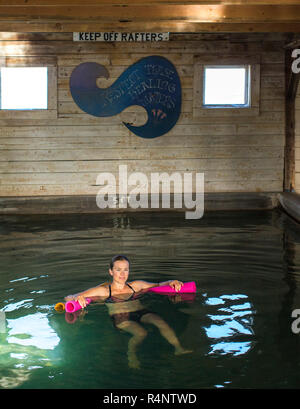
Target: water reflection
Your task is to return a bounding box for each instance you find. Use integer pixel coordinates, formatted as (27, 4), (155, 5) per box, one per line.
(1, 209), (300, 388)
(0, 311), (5, 333)
(209, 341), (252, 356)
(0, 309), (61, 388)
(7, 312), (60, 350)
(203, 293), (254, 357)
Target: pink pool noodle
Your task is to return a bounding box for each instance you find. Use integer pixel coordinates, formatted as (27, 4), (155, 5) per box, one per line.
(148, 281), (196, 294)
(65, 298), (91, 313)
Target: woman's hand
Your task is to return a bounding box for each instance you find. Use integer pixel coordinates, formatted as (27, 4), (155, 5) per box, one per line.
(75, 295), (88, 308)
(168, 280), (183, 292)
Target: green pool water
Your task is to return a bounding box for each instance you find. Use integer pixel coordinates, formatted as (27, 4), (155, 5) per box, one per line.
(1, 209), (300, 389)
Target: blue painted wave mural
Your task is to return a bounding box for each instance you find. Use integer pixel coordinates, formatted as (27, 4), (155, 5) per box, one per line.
(69, 55), (181, 138)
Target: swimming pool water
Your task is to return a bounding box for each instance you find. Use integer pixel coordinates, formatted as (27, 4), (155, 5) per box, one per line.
(1, 209), (300, 389)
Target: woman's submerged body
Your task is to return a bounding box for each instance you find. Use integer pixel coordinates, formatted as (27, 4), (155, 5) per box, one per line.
(65, 255), (192, 368)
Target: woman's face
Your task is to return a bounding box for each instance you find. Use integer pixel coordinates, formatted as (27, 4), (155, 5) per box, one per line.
(109, 260), (130, 284)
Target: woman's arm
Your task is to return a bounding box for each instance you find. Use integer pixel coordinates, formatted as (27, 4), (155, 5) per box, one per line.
(65, 284), (108, 307)
(132, 279), (183, 292)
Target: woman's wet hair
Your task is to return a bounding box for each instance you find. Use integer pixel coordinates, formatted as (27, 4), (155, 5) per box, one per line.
(109, 255), (130, 270)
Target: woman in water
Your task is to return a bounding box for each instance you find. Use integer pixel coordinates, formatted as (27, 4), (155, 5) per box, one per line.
(65, 254), (192, 368)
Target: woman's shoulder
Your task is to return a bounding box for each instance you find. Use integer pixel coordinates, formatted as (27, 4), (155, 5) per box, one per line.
(129, 280), (156, 292)
(95, 283), (110, 296)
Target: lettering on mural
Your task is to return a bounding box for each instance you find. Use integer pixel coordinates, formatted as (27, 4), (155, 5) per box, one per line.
(69, 56), (182, 138)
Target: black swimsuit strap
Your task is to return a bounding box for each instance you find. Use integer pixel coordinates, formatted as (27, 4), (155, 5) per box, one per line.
(108, 283), (134, 300)
(126, 283), (135, 293)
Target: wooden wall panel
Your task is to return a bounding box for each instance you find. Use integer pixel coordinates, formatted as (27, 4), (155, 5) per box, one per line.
(0, 33), (286, 196)
(294, 84), (300, 192)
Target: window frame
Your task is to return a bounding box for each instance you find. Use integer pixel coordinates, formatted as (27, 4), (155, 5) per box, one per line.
(193, 55), (260, 117)
(0, 56), (57, 119)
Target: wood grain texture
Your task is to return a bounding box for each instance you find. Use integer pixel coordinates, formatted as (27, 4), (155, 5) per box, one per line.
(0, 33), (286, 197)
(0, 3), (298, 32)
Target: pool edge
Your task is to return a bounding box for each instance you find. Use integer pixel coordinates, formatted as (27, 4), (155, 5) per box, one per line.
(278, 192), (300, 224)
(0, 192), (280, 215)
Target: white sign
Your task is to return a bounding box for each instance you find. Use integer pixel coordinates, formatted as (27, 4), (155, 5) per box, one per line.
(73, 32), (169, 42)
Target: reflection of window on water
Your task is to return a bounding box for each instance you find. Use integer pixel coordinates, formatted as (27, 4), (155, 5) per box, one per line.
(203, 294), (254, 356)
(209, 342), (252, 356)
(7, 312), (60, 350)
(0, 312), (60, 388)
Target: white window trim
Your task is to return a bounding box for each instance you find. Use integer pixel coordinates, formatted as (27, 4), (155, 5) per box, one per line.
(0, 56), (57, 119)
(193, 55), (260, 117)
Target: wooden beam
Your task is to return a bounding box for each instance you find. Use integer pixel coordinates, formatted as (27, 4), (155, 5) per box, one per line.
(1, 1), (300, 5)
(286, 38), (300, 113)
(0, 32), (287, 41)
(284, 45), (300, 191)
(0, 5), (299, 22)
(287, 70), (300, 102)
(0, 4), (299, 32)
(1, 21), (300, 33)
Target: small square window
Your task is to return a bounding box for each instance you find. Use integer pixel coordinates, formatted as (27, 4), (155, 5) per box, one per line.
(203, 65), (250, 108)
(0, 67), (48, 110)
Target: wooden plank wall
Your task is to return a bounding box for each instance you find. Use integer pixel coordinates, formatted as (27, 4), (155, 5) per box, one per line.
(0, 32), (286, 197)
(295, 82), (300, 192)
